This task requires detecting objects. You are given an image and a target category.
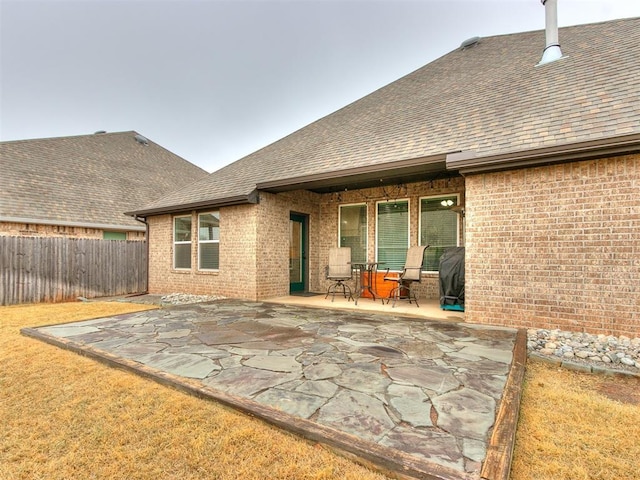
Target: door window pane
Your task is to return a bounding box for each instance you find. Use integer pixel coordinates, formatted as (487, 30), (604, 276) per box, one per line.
(377, 201), (409, 271)
(289, 220), (302, 283)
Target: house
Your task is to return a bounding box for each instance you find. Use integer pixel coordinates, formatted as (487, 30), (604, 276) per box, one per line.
(128, 16), (640, 337)
(0, 131), (208, 240)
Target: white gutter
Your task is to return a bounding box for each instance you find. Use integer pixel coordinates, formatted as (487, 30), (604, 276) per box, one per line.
(538, 0), (563, 65)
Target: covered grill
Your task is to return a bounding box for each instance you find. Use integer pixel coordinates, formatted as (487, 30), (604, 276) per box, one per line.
(439, 247), (465, 311)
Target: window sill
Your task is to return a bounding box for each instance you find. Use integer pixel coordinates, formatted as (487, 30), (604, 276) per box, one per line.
(197, 270), (219, 275)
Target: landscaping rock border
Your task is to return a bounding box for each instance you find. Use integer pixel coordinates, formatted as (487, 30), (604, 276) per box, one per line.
(527, 328), (640, 376)
(159, 293), (225, 305)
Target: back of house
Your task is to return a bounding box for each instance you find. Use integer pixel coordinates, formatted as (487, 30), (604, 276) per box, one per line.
(129, 18), (640, 337)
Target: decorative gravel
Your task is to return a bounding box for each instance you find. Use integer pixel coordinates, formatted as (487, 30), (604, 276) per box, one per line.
(160, 293), (226, 305)
(528, 329), (640, 374)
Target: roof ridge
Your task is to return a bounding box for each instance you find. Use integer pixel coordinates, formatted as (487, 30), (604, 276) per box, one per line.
(479, 15), (640, 41)
(0, 130), (138, 145)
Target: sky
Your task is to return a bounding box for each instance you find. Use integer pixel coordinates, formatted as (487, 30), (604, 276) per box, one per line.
(1, 0), (639, 173)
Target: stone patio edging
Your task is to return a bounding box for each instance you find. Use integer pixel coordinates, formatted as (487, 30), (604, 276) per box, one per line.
(480, 329), (527, 480)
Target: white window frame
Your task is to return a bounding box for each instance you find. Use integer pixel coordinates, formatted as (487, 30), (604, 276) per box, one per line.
(418, 193), (461, 273)
(375, 198), (410, 272)
(198, 211), (220, 271)
(173, 215), (192, 270)
(338, 203), (368, 263)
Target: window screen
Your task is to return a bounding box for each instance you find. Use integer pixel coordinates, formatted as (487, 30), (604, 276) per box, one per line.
(174, 216), (192, 269)
(199, 212), (220, 270)
(377, 200), (409, 271)
(420, 196), (459, 271)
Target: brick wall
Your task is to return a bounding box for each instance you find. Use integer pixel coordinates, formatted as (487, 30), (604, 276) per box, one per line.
(464, 153), (639, 337)
(255, 190), (322, 298)
(0, 221), (145, 240)
(147, 193), (322, 300)
(318, 177), (465, 300)
(145, 177), (464, 302)
(147, 206), (258, 298)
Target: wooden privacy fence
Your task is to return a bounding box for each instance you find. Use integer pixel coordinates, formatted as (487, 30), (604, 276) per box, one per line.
(0, 236), (148, 306)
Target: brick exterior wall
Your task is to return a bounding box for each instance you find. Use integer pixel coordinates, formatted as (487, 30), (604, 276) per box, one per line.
(0, 221), (145, 240)
(255, 190), (323, 298)
(145, 177), (465, 304)
(318, 177), (465, 300)
(147, 196), (325, 300)
(464, 153), (639, 337)
(147, 206), (258, 298)
(143, 154), (639, 338)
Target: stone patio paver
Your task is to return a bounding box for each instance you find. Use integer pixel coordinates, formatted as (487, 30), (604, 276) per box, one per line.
(26, 299), (522, 480)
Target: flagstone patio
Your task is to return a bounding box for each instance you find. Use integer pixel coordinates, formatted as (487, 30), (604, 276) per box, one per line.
(23, 299), (526, 480)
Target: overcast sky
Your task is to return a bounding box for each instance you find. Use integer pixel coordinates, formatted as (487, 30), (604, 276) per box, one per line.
(1, 0), (639, 172)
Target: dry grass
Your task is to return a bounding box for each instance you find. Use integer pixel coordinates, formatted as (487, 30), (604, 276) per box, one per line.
(2, 302), (639, 480)
(511, 360), (640, 480)
(0, 302), (387, 480)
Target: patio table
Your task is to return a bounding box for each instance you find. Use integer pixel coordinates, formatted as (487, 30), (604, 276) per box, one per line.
(351, 261), (385, 305)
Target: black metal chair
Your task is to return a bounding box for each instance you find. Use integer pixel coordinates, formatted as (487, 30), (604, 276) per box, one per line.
(325, 247), (354, 302)
(383, 245), (428, 307)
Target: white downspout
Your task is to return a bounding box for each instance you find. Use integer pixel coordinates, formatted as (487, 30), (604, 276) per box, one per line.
(538, 0), (563, 65)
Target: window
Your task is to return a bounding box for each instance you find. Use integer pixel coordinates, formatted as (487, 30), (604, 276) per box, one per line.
(174, 215), (192, 269)
(376, 200), (409, 271)
(420, 195), (459, 271)
(198, 212), (220, 270)
(103, 231), (126, 240)
(339, 204), (367, 263)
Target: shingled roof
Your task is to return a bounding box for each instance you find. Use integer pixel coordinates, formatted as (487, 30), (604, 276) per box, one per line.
(0, 131), (208, 230)
(132, 17), (640, 216)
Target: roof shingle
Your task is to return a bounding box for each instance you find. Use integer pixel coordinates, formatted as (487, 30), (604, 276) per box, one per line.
(0, 131), (208, 229)
(134, 18), (640, 214)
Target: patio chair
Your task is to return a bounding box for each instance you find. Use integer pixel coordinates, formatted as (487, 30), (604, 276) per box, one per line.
(325, 247), (354, 302)
(383, 245), (428, 307)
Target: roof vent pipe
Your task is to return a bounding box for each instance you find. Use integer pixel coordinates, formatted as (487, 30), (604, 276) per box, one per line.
(538, 0), (563, 65)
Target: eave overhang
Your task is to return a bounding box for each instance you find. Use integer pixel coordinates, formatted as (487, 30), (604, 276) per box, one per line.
(125, 191), (259, 218)
(447, 133), (640, 174)
(256, 153), (453, 193)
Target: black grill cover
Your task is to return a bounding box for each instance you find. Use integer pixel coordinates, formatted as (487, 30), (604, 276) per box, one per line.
(439, 247), (465, 308)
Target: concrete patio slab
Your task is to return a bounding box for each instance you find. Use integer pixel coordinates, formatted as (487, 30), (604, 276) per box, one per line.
(22, 298), (526, 480)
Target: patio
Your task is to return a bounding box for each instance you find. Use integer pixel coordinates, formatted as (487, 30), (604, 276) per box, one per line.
(23, 297), (526, 480)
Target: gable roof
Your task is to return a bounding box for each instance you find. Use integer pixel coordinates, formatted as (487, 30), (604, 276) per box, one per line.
(0, 131), (208, 230)
(131, 17), (640, 217)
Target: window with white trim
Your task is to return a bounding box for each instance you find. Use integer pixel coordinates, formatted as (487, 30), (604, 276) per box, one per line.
(173, 215), (192, 269)
(376, 200), (409, 271)
(198, 211), (220, 270)
(339, 204), (367, 263)
(420, 195), (459, 271)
